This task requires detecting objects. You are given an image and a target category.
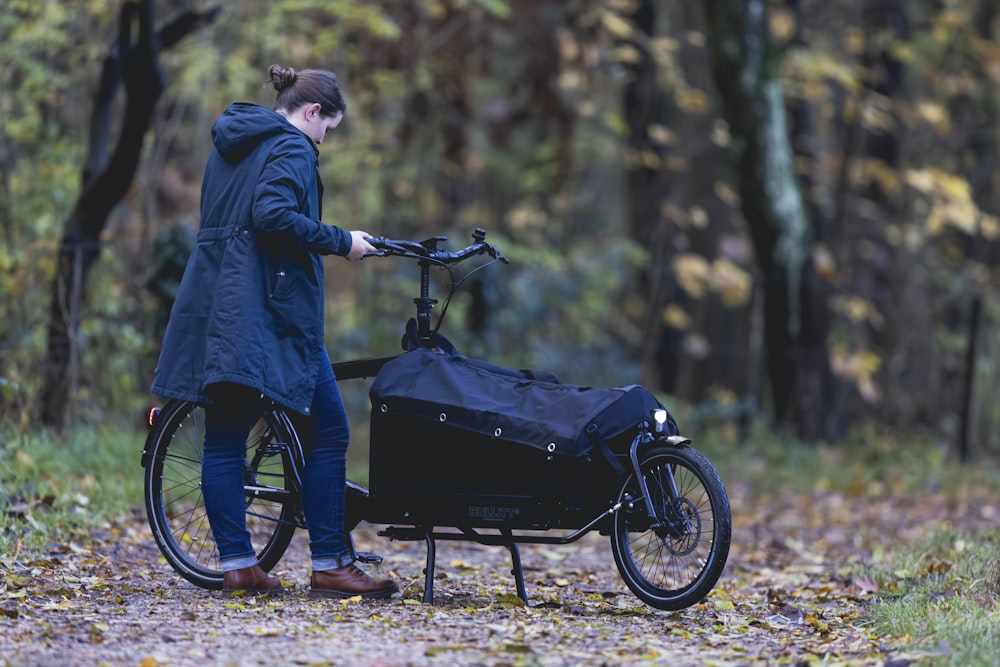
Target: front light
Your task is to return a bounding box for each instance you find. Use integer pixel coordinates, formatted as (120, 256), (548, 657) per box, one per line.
(652, 409), (668, 433)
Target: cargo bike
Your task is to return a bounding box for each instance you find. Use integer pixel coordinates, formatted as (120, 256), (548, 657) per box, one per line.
(142, 229), (731, 611)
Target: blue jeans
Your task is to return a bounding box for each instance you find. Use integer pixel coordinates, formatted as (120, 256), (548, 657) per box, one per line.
(202, 349), (354, 573)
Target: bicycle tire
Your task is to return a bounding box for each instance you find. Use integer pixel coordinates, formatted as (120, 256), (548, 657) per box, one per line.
(142, 399), (299, 590)
(610, 443), (731, 610)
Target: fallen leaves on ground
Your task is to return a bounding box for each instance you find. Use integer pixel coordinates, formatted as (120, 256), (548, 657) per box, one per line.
(2, 483), (997, 666)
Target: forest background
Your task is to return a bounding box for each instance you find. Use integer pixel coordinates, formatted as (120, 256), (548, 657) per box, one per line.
(2, 0), (1000, 464)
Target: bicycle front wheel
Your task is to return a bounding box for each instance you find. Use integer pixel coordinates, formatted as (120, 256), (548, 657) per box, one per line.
(142, 399), (299, 590)
(611, 443), (731, 610)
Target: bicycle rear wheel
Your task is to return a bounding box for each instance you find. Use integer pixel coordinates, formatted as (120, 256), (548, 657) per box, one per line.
(611, 443), (731, 610)
(142, 399), (299, 590)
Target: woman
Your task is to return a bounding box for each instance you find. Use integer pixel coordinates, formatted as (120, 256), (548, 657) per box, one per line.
(151, 64), (397, 599)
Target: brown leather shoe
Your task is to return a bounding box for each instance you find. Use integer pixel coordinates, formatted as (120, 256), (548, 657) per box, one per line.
(310, 564), (398, 599)
(222, 565), (284, 595)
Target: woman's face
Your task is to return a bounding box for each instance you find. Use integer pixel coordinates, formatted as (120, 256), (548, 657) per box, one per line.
(310, 110), (343, 146)
(290, 103), (343, 145)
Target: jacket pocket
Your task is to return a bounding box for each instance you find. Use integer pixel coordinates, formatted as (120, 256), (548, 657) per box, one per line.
(265, 258), (306, 338)
(268, 263), (288, 301)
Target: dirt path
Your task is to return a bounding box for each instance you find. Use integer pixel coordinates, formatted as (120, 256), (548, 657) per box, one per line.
(3, 481), (993, 666)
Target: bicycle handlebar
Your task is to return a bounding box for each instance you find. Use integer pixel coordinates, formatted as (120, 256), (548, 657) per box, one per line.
(364, 227), (509, 265)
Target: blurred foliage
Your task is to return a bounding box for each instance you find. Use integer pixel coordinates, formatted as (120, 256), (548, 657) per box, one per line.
(0, 0), (116, 430)
(2, 0), (1000, 460)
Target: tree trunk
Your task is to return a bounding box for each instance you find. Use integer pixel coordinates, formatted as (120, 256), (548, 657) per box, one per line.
(702, 0), (834, 439)
(782, 0), (843, 439)
(39, 2), (218, 429)
(620, 0), (678, 389)
(954, 0), (998, 457)
(847, 0), (909, 425)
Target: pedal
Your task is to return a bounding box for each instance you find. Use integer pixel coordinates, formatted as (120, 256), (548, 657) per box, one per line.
(355, 551), (384, 565)
(260, 442), (286, 456)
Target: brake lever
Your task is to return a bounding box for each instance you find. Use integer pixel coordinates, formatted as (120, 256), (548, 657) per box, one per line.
(366, 236), (410, 257)
(487, 243), (510, 264)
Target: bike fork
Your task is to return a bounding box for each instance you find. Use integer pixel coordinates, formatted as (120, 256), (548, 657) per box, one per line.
(628, 429), (689, 528)
(628, 427), (662, 524)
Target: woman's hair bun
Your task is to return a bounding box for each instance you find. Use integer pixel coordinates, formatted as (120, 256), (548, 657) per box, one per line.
(267, 64), (298, 92)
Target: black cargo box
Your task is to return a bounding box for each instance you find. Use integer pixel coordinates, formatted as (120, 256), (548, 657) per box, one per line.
(367, 348), (673, 528)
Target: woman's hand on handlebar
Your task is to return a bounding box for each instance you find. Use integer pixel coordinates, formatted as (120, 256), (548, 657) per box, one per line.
(346, 231), (377, 261)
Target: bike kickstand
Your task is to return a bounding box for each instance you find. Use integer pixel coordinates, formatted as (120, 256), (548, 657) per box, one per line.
(422, 529), (436, 604)
(504, 542), (528, 605)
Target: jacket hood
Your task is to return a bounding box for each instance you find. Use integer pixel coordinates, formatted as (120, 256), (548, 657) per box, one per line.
(211, 102), (303, 163)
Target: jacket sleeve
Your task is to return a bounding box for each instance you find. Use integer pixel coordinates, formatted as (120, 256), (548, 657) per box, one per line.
(251, 137), (352, 256)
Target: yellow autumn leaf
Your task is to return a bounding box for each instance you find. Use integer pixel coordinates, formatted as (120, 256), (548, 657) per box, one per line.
(807, 615), (831, 634)
(915, 101), (950, 133)
(905, 168), (935, 194)
(710, 258), (753, 307)
(831, 296), (881, 327)
(813, 244), (837, 281)
(662, 304), (690, 330)
(981, 214), (1000, 239)
(676, 88), (711, 113)
(690, 206), (709, 228)
(600, 10), (633, 39)
(673, 253), (710, 298)
(640, 149), (662, 169)
(906, 167), (973, 203)
(647, 123), (676, 146)
(770, 8), (797, 42)
(497, 593), (525, 607)
(861, 103), (897, 134)
(937, 171), (972, 201)
(714, 179), (738, 206)
(650, 35), (679, 55)
(612, 44), (643, 64)
(861, 158), (900, 194)
(556, 28), (579, 61)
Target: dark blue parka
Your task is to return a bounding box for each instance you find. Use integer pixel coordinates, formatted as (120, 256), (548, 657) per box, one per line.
(151, 103), (352, 415)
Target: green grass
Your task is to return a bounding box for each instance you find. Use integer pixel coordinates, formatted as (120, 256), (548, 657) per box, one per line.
(862, 531), (1000, 666)
(0, 425), (146, 557)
